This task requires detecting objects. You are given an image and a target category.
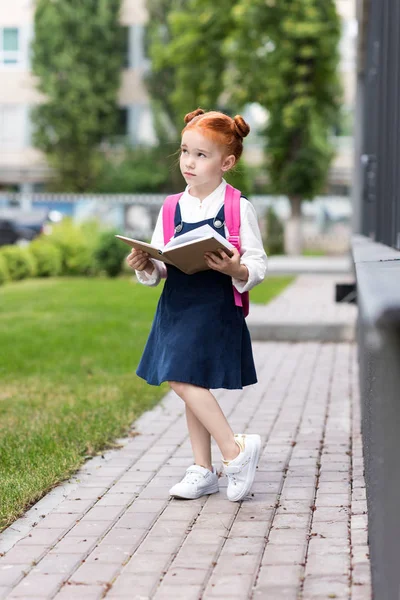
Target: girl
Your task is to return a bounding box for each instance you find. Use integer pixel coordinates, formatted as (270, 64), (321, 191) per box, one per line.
(127, 108), (268, 502)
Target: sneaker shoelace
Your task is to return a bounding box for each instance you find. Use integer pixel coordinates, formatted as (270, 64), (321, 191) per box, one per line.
(182, 469), (203, 486)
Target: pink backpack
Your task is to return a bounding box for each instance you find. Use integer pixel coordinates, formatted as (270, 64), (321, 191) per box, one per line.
(162, 183), (250, 318)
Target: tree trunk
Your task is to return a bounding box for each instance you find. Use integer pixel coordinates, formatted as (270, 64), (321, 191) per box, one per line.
(284, 196), (303, 256)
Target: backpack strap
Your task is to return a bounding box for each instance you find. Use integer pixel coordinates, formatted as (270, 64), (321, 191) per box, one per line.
(162, 193), (183, 245)
(224, 184), (250, 318)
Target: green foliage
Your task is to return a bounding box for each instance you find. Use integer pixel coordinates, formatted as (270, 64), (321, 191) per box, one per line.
(264, 206), (285, 255)
(31, 0), (124, 191)
(0, 246), (37, 281)
(29, 238), (63, 277)
(94, 230), (128, 277)
(45, 219), (95, 275)
(93, 146), (172, 193)
(146, 0), (238, 138)
(0, 253), (9, 285)
(225, 161), (253, 197)
(231, 0), (342, 201)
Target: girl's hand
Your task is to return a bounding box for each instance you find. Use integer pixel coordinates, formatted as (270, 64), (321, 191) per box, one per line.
(126, 249), (154, 274)
(204, 248), (249, 281)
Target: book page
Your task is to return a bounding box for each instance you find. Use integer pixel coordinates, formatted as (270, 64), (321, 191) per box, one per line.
(164, 224), (234, 253)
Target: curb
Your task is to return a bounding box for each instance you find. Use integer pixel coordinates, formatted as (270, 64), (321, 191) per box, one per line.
(248, 322), (356, 342)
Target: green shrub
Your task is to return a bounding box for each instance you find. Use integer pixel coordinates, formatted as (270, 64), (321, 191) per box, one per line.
(0, 246), (37, 281)
(29, 239), (63, 277)
(0, 253), (9, 285)
(45, 219), (94, 275)
(265, 206), (285, 255)
(94, 230), (129, 277)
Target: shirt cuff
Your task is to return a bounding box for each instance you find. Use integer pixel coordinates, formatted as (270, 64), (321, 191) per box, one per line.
(135, 259), (162, 286)
(232, 261), (267, 294)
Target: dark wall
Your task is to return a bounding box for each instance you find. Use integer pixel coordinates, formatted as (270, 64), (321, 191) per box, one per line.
(360, 0), (400, 249)
(352, 236), (400, 600)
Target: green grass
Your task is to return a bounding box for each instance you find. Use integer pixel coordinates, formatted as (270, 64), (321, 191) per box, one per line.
(0, 274), (294, 531)
(250, 276), (295, 304)
(0, 277), (166, 531)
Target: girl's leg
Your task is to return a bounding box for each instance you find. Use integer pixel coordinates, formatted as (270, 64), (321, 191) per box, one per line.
(185, 405), (212, 471)
(169, 382), (240, 462)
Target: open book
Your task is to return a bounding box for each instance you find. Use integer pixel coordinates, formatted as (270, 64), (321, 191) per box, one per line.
(116, 224), (235, 275)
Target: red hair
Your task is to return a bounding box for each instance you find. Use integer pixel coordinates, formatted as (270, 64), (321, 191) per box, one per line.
(182, 108), (250, 162)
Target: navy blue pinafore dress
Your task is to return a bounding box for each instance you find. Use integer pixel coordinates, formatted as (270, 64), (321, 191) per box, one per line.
(136, 202), (257, 390)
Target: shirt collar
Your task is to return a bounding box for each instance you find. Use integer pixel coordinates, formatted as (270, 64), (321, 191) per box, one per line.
(184, 179), (227, 203)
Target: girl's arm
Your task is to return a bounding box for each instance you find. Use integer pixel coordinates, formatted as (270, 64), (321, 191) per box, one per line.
(231, 199), (268, 293)
(135, 207), (168, 287)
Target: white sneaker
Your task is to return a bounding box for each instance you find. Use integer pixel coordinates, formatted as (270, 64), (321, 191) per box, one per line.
(223, 434), (261, 501)
(169, 465), (219, 499)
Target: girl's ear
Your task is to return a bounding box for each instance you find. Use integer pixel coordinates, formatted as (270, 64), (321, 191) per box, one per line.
(221, 154), (236, 172)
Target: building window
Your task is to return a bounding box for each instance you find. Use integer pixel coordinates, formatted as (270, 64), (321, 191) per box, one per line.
(0, 105), (27, 149)
(0, 28), (22, 66)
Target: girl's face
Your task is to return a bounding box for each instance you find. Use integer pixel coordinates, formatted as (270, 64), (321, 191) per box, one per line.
(180, 129), (235, 192)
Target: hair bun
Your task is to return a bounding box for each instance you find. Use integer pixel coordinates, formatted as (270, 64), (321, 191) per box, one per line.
(233, 115), (250, 138)
(184, 108), (205, 124)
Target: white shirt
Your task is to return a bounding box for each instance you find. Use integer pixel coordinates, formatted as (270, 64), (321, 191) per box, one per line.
(135, 179), (268, 293)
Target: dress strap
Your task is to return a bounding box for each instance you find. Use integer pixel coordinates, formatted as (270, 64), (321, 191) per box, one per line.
(213, 204), (225, 229)
(174, 202), (183, 234)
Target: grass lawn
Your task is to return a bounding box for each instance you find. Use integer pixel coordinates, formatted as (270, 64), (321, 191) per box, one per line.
(0, 274), (294, 532)
(250, 275), (295, 304)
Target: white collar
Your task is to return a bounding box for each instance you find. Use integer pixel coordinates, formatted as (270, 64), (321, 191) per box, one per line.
(184, 179), (227, 203)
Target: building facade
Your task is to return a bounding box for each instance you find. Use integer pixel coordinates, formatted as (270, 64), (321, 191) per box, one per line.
(0, 0), (152, 191)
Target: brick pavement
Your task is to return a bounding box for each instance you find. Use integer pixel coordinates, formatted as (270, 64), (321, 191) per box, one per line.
(0, 339), (371, 599)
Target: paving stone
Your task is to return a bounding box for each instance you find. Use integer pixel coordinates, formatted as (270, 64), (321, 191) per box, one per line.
(18, 528), (66, 547)
(252, 584), (298, 599)
(31, 553), (83, 575)
(105, 573), (158, 598)
(51, 536), (98, 555)
(123, 552), (171, 574)
(53, 582), (105, 599)
(84, 544), (132, 564)
(256, 564), (303, 586)
(310, 520), (349, 538)
(135, 535), (182, 555)
(162, 567), (208, 586)
(78, 506), (125, 522)
(273, 513), (310, 528)
(262, 543), (305, 565)
(351, 545), (370, 565)
(95, 494), (136, 507)
(315, 493), (349, 507)
(268, 528), (308, 545)
(229, 520), (269, 538)
(212, 553), (260, 575)
(352, 562), (372, 586)
(302, 575), (350, 597)
(203, 573), (253, 597)
(7, 572), (65, 598)
(0, 564), (26, 587)
(221, 537), (263, 556)
(33, 513), (80, 530)
(69, 561), (120, 585)
(153, 583), (202, 600)
(312, 507), (349, 522)
(0, 588), (11, 600)
(0, 545), (47, 565)
(66, 521), (111, 538)
(305, 552), (350, 576)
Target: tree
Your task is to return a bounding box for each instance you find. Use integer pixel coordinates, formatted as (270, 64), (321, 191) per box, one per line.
(230, 0), (342, 254)
(146, 0), (238, 138)
(31, 0), (124, 192)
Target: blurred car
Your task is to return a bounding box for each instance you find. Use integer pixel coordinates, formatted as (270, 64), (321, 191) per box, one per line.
(0, 218), (37, 246)
(0, 208), (63, 246)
